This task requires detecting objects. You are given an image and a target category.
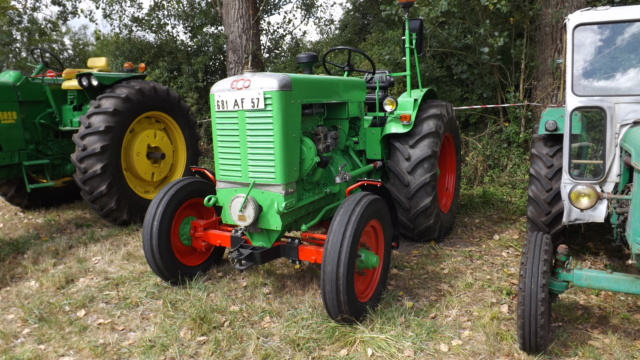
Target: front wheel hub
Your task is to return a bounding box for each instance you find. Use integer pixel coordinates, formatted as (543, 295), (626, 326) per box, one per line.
(356, 248), (380, 270)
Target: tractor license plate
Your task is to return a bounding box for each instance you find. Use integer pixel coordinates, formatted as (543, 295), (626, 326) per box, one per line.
(214, 91), (265, 111)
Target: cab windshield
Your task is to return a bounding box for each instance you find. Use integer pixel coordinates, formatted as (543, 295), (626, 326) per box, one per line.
(573, 21), (640, 96)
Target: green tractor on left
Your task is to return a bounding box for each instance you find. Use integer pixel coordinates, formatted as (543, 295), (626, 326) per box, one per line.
(0, 48), (198, 223)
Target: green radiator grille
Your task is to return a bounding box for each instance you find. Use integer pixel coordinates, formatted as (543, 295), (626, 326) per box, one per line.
(214, 94), (276, 182)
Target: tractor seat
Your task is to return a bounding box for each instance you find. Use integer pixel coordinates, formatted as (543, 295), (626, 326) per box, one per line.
(364, 70), (395, 112)
(61, 57), (111, 90)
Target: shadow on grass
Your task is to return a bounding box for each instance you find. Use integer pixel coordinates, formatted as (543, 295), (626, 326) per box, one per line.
(0, 200), (117, 286)
(546, 297), (640, 357)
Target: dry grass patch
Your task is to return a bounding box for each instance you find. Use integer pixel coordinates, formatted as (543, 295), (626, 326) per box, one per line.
(1, 195), (640, 359)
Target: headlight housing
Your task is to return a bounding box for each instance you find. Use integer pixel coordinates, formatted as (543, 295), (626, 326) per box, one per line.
(569, 184), (599, 210)
(229, 195), (261, 227)
(79, 75), (90, 88)
(90, 75), (100, 87)
(382, 96), (397, 112)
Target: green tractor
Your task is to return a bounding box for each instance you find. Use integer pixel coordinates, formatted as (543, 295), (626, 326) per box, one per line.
(518, 5), (640, 353)
(0, 48), (198, 224)
(143, 0), (461, 323)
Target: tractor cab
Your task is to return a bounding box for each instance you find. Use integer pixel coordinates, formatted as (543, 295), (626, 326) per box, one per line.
(559, 7), (640, 227)
(519, 5), (640, 354)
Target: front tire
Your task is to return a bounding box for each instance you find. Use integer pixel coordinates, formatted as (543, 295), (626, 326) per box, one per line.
(71, 80), (199, 224)
(387, 100), (461, 242)
(321, 192), (393, 323)
(142, 177), (224, 285)
(517, 231), (554, 354)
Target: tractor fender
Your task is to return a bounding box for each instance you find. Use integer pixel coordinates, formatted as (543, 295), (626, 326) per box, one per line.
(189, 166), (217, 185)
(357, 181), (400, 249)
(620, 125), (640, 163)
(537, 107), (566, 135)
(381, 87), (438, 137)
(537, 106), (590, 136)
(80, 71), (147, 87)
(619, 125), (640, 258)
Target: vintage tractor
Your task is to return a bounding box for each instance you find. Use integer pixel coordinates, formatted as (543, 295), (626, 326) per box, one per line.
(0, 48), (198, 224)
(518, 5), (640, 353)
(143, 0), (461, 323)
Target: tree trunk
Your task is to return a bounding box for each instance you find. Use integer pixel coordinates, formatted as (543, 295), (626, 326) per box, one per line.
(531, 0), (586, 110)
(213, 0), (264, 77)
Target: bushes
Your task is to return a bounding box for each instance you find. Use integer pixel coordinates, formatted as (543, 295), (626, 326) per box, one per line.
(460, 118), (531, 215)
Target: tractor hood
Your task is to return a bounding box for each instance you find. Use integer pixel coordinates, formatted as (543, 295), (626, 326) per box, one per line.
(0, 71), (26, 102)
(210, 71), (366, 103)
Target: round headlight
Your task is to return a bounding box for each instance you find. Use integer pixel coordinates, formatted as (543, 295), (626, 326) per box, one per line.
(80, 76), (90, 88)
(229, 195), (260, 227)
(569, 184), (599, 210)
(382, 96), (397, 112)
(90, 75), (100, 87)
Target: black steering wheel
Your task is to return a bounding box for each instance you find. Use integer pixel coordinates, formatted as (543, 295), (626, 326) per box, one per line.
(30, 47), (65, 72)
(322, 46), (376, 82)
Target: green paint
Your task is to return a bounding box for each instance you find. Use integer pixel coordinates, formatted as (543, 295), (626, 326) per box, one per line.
(239, 180), (256, 211)
(300, 199), (343, 232)
(619, 126), (640, 259)
(0, 61), (150, 189)
(537, 107), (565, 135)
(204, 195), (217, 208)
(356, 248), (380, 270)
(549, 277), (570, 295)
(555, 267), (640, 295)
(206, 4), (442, 252)
(179, 216), (197, 246)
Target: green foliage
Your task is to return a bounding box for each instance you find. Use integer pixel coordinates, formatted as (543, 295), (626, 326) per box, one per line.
(8, 0), (640, 196)
(262, 0), (339, 71)
(312, 0), (536, 197)
(0, 0), (93, 71)
(460, 123), (530, 215)
(89, 0), (226, 120)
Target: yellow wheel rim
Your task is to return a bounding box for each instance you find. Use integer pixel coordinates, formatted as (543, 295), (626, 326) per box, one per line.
(121, 111), (188, 200)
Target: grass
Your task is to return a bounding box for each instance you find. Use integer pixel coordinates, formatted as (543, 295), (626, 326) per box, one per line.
(1, 191), (640, 359)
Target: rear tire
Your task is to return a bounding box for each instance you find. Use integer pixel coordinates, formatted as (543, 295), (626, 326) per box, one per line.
(527, 134), (564, 243)
(71, 80), (199, 224)
(321, 192), (392, 323)
(387, 100), (461, 242)
(0, 178), (79, 209)
(517, 231), (554, 354)
(142, 177), (224, 285)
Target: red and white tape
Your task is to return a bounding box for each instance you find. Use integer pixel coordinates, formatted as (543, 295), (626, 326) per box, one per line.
(453, 102), (542, 110)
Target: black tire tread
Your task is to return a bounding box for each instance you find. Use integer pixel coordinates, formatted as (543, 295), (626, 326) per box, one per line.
(386, 100), (461, 242)
(517, 231), (554, 353)
(142, 177), (224, 285)
(71, 80), (199, 224)
(321, 192), (392, 323)
(527, 134), (564, 243)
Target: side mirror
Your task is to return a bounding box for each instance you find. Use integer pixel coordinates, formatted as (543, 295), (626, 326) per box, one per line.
(408, 19), (424, 56)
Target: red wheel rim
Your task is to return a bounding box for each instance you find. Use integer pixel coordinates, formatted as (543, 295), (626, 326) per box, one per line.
(437, 133), (457, 213)
(170, 198), (216, 266)
(354, 219), (384, 303)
